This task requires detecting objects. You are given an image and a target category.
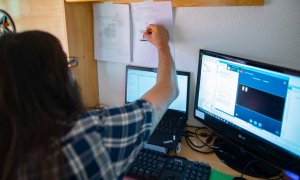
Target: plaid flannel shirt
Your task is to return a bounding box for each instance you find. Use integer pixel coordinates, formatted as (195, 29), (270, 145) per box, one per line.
(62, 99), (153, 180)
(17, 99), (153, 180)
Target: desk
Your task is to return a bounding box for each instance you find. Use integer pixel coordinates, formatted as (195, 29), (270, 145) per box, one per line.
(175, 128), (267, 180)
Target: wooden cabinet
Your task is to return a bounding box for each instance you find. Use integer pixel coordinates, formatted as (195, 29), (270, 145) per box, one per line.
(0, 0), (99, 108)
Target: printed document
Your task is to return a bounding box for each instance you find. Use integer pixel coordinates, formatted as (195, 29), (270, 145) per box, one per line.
(93, 1), (174, 66)
(93, 4), (131, 63)
(131, 1), (174, 67)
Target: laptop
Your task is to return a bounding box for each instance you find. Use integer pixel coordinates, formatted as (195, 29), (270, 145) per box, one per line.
(125, 65), (190, 150)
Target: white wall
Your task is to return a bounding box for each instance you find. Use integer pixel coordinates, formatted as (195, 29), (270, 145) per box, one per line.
(97, 0), (300, 126)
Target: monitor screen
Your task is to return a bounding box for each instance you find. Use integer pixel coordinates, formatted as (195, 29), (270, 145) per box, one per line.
(194, 49), (300, 176)
(126, 66), (189, 113)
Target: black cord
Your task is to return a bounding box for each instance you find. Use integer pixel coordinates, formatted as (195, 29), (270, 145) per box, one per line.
(182, 125), (217, 154)
(194, 128), (217, 149)
(185, 136), (214, 154)
(183, 126), (208, 137)
(185, 135), (208, 149)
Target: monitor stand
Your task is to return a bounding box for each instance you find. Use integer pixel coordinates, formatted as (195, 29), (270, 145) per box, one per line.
(213, 137), (281, 178)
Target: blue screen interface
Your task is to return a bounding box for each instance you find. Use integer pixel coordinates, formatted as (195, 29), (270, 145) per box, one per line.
(195, 54), (300, 158)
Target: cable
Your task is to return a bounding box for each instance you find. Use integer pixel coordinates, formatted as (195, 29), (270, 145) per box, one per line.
(185, 136), (214, 154)
(185, 135), (208, 149)
(182, 125), (218, 154)
(183, 126), (207, 137)
(194, 128), (217, 149)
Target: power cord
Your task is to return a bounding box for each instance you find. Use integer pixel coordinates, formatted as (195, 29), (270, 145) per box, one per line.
(182, 125), (217, 154)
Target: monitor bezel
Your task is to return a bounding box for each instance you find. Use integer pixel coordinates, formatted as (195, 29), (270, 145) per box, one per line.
(126, 65), (190, 117)
(194, 49), (300, 175)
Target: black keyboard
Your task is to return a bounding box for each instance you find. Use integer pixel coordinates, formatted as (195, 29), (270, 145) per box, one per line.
(155, 115), (185, 134)
(147, 113), (187, 150)
(126, 148), (211, 180)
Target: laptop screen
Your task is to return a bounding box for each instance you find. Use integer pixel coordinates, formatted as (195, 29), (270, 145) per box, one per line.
(126, 66), (190, 113)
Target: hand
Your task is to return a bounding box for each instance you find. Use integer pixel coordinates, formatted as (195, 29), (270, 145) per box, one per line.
(143, 24), (169, 51)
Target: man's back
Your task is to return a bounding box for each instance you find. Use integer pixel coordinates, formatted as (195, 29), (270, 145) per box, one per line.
(16, 100), (153, 180)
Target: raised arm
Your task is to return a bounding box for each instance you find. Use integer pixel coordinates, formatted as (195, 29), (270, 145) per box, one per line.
(141, 24), (179, 127)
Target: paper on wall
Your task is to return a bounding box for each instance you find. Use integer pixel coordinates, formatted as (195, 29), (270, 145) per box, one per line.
(130, 1), (175, 67)
(93, 3), (131, 63)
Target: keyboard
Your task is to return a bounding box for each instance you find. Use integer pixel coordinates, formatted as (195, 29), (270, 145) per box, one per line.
(126, 148), (211, 180)
(155, 115), (185, 135)
(147, 113), (187, 149)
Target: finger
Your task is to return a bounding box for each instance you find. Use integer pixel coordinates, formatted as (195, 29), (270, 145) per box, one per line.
(147, 24), (156, 29)
(146, 24), (157, 33)
(143, 31), (151, 40)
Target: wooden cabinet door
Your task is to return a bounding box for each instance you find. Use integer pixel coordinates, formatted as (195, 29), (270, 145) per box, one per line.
(0, 0), (69, 52)
(64, 2), (99, 108)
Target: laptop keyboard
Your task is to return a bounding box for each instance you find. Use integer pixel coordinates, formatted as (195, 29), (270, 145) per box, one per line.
(155, 115), (185, 134)
(126, 148), (211, 180)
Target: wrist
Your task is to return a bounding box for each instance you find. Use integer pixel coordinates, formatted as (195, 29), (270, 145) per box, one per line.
(157, 43), (170, 53)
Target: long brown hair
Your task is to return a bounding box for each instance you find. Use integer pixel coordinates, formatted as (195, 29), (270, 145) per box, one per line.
(0, 31), (84, 179)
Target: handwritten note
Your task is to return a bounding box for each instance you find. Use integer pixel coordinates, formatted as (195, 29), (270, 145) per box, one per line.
(131, 1), (175, 67)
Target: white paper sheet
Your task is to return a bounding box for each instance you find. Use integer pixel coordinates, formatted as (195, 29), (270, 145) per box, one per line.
(93, 3), (131, 63)
(130, 1), (174, 67)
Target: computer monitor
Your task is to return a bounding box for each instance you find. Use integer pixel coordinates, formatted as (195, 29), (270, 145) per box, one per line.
(194, 49), (300, 177)
(126, 65), (189, 114)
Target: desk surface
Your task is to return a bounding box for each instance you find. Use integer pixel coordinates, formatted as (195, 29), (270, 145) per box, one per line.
(175, 128), (268, 180)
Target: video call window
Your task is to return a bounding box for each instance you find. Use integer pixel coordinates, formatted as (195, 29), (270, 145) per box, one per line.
(232, 65), (289, 136)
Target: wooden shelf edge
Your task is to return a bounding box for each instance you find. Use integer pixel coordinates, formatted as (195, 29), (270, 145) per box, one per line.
(65, 0), (264, 7)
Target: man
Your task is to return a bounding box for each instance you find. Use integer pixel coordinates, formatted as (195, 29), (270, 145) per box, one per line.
(0, 24), (178, 180)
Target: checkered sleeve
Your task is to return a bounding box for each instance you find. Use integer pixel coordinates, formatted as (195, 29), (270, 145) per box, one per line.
(98, 99), (154, 177)
(61, 99), (154, 180)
